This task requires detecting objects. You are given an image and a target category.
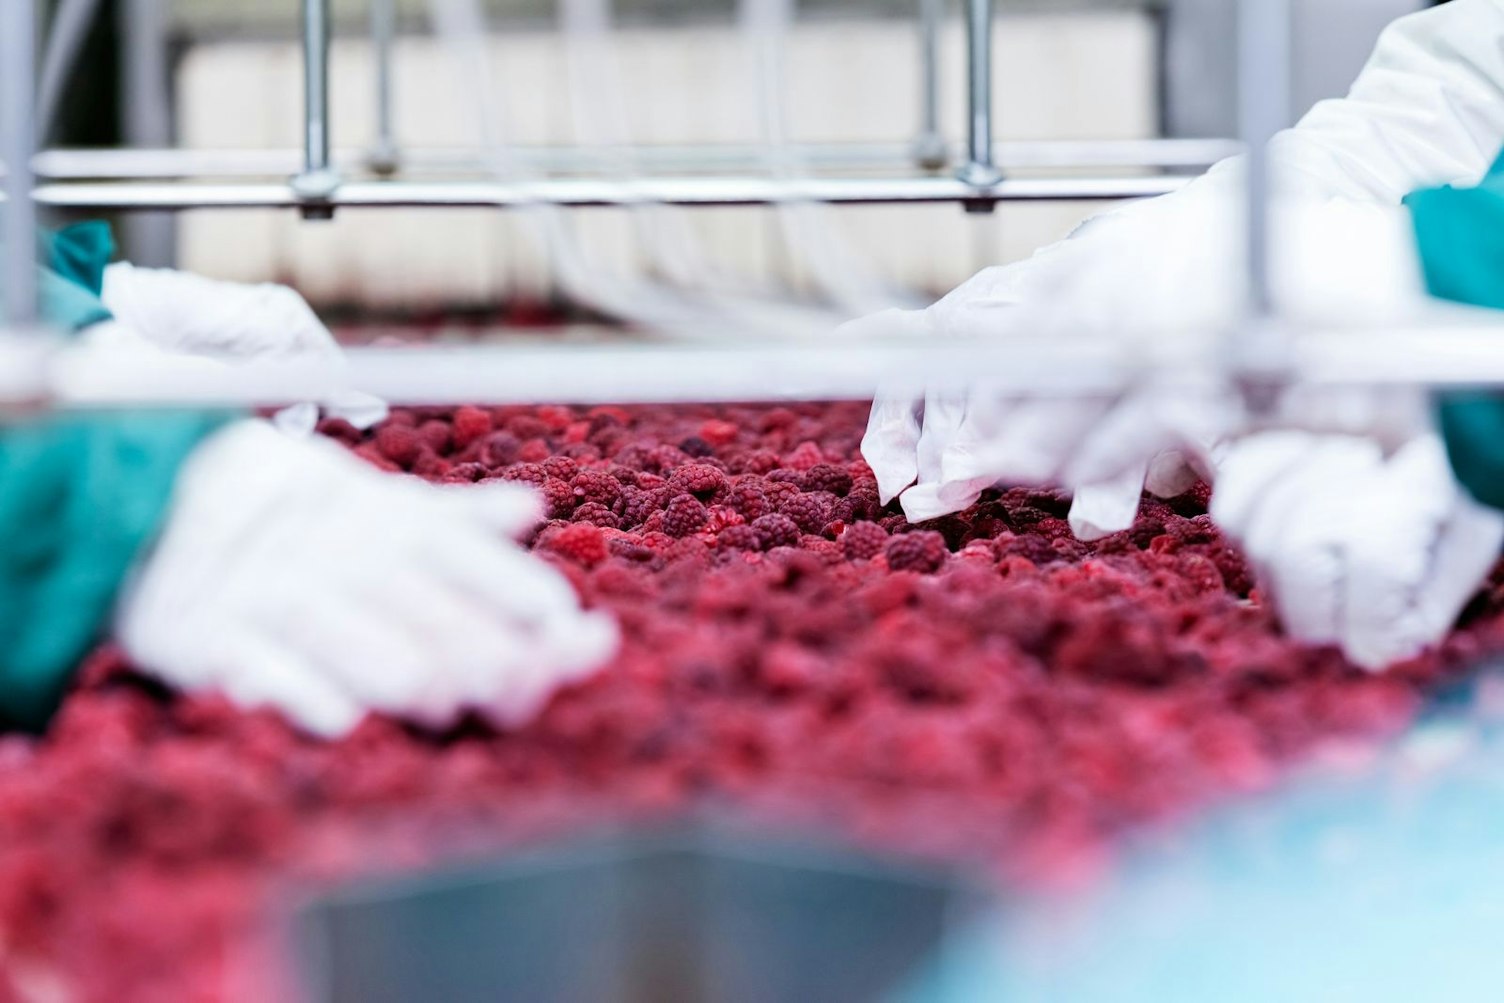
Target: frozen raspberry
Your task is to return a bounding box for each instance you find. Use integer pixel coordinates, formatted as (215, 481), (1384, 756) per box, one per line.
(417, 420), (452, 455)
(620, 488), (663, 529)
(444, 462), (488, 483)
(647, 445), (691, 473)
(500, 463), (548, 487)
(451, 405), (493, 450)
(705, 506), (744, 533)
(669, 464), (728, 502)
(507, 415), (550, 440)
(543, 523), (608, 568)
(780, 492), (830, 534)
(542, 478), (577, 519)
(729, 482), (774, 521)
(572, 502), (621, 529)
(412, 452), (452, 479)
(480, 431), (522, 467)
(572, 471), (623, 508)
(679, 436), (715, 458)
(886, 531), (948, 574)
(663, 495), (709, 538)
(536, 405), (576, 432)
(768, 469), (804, 488)
(375, 425), (423, 467)
(785, 441), (825, 471)
(842, 521), (889, 560)
(699, 419), (739, 446)
(803, 463), (853, 497)
(752, 514), (801, 551)
(999, 534), (1058, 566)
(543, 456), (580, 482)
(317, 417), (361, 444)
(733, 450), (781, 475)
(518, 439), (552, 463)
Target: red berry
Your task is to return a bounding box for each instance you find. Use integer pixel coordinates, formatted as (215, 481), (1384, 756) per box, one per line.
(500, 463), (548, 487)
(663, 495), (709, 538)
(751, 514), (801, 550)
(542, 478), (577, 519)
(543, 523), (609, 567)
(572, 502), (622, 529)
(780, 492), (830, 534)
(842, 521), (889, 560)
(669, 463), (728, 501)
(803, 463), (854, 497)
(886, 531), (948, 573)
(374, 425), (423, 467)
(572, 471), (623, 508)
(451, 405), (494, 450)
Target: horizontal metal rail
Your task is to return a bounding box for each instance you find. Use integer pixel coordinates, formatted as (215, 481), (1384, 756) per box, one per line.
(30, 321), (1504, 408)
(27, 174), (1190, 211)
(27, 139), (1239, 180)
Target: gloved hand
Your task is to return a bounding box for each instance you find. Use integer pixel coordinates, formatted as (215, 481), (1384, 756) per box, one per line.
(114, 420), (618, 737)
(101, 263), (388, 431)
(856, 195), (1440, 538)
(1211, 431), (1504, 670)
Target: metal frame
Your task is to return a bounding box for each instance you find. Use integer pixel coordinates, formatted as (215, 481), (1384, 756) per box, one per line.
(9, 0), (1504, 408)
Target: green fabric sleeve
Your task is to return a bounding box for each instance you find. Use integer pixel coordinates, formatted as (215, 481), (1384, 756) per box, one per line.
(1407, 169), (1504, 511)
(0, 411), (233, 731)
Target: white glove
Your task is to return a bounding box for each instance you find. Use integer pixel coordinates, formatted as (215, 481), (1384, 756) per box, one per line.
(114, 421), (617, 737)
(857, 195), (1439, 538)
(100, 263), (387, 431)
(1211, 431), (1504, 671)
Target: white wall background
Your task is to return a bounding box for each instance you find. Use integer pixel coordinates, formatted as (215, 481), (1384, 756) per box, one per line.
(175, 12), (1158, 311)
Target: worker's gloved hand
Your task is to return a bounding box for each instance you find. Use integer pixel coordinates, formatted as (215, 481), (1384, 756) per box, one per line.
(1211, 431), (1504, 671)
(114, 421), (618, 738)
(100, 263), (388, 431)
(856, 194), (1437, 539)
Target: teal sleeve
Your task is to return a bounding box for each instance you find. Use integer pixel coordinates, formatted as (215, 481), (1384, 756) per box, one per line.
(1406, 165), (1504, 511)
(0, 411), (233, 731)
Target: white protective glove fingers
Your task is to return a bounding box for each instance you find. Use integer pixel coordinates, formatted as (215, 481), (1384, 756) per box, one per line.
(208, 630), (367, 740)
(1143, 450), (1204, 500)
(1068, 463), (1151, 542)
(913, 391), (969, 487)
(957, 397), (1110, 488)
(862, 390), (924, 505)
(273, 402), (321, 438)
(1211, 432), (1328, 536)
(439, 480), (547, 540)
(427, 531), (591, 631)
(1062, 390), (1229, 493)
(323, 389), (390, 431)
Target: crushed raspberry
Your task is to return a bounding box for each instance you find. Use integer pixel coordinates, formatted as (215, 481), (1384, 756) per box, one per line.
(662, 495), (709, 538)
(12, 400), (1504, 1001)
(842, 521), (889, 560)
(751, 514), (802, 551)
(886, 531), (948, 574)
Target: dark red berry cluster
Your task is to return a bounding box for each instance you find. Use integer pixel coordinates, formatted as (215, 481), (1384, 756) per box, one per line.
(3, 400), (1503, 1002)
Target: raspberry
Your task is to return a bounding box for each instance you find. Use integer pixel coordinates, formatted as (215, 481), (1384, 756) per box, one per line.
(445, 462), (488, 483)
(886, 531), (948, 574)
(752, 514), (801, 551)
(647, 445), (691, 474)
(620, 488), (664, 529)
(374, 425), (423, 467)
(317, 417), (361, 444)
(572, 471), (623, 508)
(768, 469), (804, 488)
(780, 492), (830, 534)
(542, 456), (580, 482)
(785, 441), (825, 471)
(729, 482), (774, 521)
(663, 495), (709, 538)
(764, 481), (801, 508)
(718, 525), (762, 551)
(679, 436), (715, 458)
(412, 452), (452, 479)
(542, 478), (577, 519)
(669, 463), (728, 502)
(803, 463), (853, 497)
(500, 463), (548, 487)
(699, 420), (739, 446)
(480, 431), (522, 468)
(842, 521), (889, 560)
(451, 405), (494, 450)
(518, 439), (552, 463)
(508, 415), (550, 440)
(733, 450), (780, 475)
(543, 523), (608, 568)
(537, 405), (576, 432)
(418, 420), (453, 455)
(572, 502), (621, 529)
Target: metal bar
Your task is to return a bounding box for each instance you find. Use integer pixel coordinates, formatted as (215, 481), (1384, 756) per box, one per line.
(912, 0), (946, 170)
(368, 0), (399, 176)
(37, 0), (103, 142)
(292, 0), (339, 215)
(31, 139), (1241, 180)
(958, 0), (1001, 189)
(2, 0), (39, 327)
(40, 322), (1504, 410)
(120, 0), (176, 266)
(1238, 0), (1291, 320)
(26, 174), (1191, 211)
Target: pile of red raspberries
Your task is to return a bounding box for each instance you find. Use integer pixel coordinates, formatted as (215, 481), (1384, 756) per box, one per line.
(3, 400), (1504, 1001)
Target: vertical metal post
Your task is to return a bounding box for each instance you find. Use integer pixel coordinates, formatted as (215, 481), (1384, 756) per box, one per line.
(121, 0), (176, 266)
(292, 0), (339, 217)
(1, 0), (39, 327)
(957, 0), (1001, 190)
(369, 0), (399, 176)
(1238, 0), (1291, 320)
(912, 0), (946, 171)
